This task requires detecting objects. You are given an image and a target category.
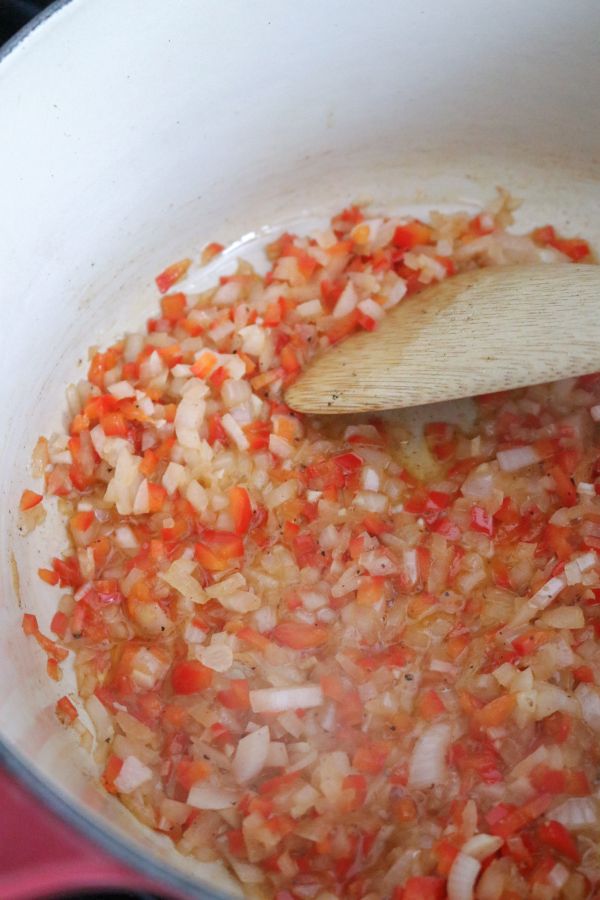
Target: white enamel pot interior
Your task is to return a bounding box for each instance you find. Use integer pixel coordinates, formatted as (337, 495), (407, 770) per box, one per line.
(1, 0), (599, 896)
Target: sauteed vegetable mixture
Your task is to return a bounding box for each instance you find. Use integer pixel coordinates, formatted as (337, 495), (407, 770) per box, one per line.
(22, 193), (600, 899)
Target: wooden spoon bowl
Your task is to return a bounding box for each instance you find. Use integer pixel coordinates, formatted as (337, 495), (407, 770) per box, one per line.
(285, 265), (600, 415)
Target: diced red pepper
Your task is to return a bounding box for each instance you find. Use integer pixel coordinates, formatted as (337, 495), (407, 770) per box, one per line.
(161, 292), (187, 321)
(176, 758), (211, 789)
(490, 793), (552, 839)
(352, 741), (391, 774)
(171, 660), (213, 695)
(217, 679), (250, 710)
(155, 258), (191, 294)
(392, 221), (433, 250)
(195, 530), (244, 571)
(229, 486), (252, 535)
(538, 819), (580, 862)
(55, 696), (78, 725)
(394, 876), (446, 900)
(20, 489), (43, 511)
(549, 464), (577, 507)
(271, 622), (329, 650)
(418, 689), (446, 721)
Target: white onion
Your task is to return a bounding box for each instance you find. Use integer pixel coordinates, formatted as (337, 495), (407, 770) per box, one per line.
(264, 479), (297, 509)
(185, 479), (208, 513)
(408, 723), (451, 788)
(239, 324), (266, 356)
(114, 525), (139, 550)
(590, 403), (600, 421)
(359, 550), (398, 576)
(84, 694), (114, 743)
(221, 413), (249, 450)
(205, 573), (246, 598)
(227, 859), (265, 885)
(222, 378), (251, 408)
(332, 282), (358, 318)
(576, 683), (600, 731)
(353, 490), (388, 513)
(296, 299), (323, 318)
(183, 621), (207, 644)
(187, 784), (239, 810)
(552, 797), (597, 829)
(175, 382), (206, 449)
(160, 558), (205, 604)
(140, 349), (165, 381)
(124, 332), (144, 363)
(107, 380), (136, 399)
(383, 275), (407, 308)
(475, 860), (506, 900)
(209, 320), (235, 342)
(547, 863), (569, 890)
(402, 548), (419, 586)
(461, 466), (495, 499)
(132, 477), (150, 515)
(218, 590), (261, 614)
(130, 647), (169, 690)
(299, 589), (328, 610)
(113, 756), (153, 794)
(510, 574), (566, 627)
(535, 683), (576, 720)
(539, 605), (585, 629)
(232, 726), (270, 783)
(103, 446), (143, 515)
(196, 643), (234, 672)
(318, 525), (339, 551)
(497, 445), (540, 472)
(162, 461), (188, 495)
(249, 685), (323, 714)
(269, 433), (294, 459)
(360, 467), (381, 492)
(447, 851), (481, 900)
(214, 280), (243, 306)
(461, 834), (503, 861)
(357, 297), (384, 321)
(265, 741), (289, 768)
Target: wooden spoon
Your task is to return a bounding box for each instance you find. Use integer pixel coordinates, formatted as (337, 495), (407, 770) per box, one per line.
(284, 264), (600, 414)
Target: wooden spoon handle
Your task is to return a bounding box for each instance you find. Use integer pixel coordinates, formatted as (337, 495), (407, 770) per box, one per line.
(285, 264), (600, 414)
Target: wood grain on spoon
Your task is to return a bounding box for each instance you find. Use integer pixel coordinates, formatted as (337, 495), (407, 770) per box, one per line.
(284, 264), (600, 414)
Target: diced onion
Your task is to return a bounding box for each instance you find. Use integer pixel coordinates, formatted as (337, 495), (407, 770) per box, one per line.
(113, 756), (153, 794)
(461, 834), (503, 861)
(175, 382), (206, 449)
(205, 573), (246, 599)
(160, 558), (205, 604)
(297, 299), (323, 318)
(269, 434), (294, 459)
(108, 380), (136, 399)
(232, 726), (270, 783)
(497, 445), (540, 472)
(222, 413), (249, 450)
(447, 851), (481, 900)
(196, 643), (234, 672)
(552, 797), (597, 828)
(575, 683), (600, 731)
(163, 461), (188, 495)
(408, 723), (451, 788)
(249, 685), (323, 714)
(217, 590), (261, 613)
(187, 784), (239, 810)
(539, 605), (585, 629)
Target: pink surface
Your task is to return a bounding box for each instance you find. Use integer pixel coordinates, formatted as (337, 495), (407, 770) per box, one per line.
(0, 765), (174, 898)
